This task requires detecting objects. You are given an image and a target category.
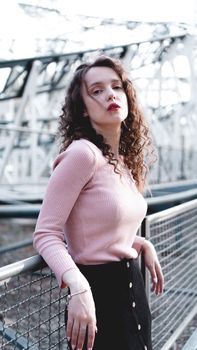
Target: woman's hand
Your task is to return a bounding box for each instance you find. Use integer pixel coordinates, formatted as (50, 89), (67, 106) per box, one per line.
(67, 289), (97, 350)
(142, 239), (164, 295)
(63, 269), (97, 350)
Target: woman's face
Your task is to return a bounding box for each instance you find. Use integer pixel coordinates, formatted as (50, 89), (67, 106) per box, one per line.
(81, 66), (128, 133)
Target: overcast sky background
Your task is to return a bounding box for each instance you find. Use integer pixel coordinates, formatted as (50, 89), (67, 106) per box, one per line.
(0, 0), (196, 59)
(58, 0), (197, 23)
(1, 0), (197, 25)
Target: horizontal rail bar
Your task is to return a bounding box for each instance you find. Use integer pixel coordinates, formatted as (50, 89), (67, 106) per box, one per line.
(146, 198), (197, 224)
(0, 125), (55, 136)
(0, 239), (33, 254)
(150, 179), (197, 190)
(147, 189), (197, 206)
(0, 255), (46, 282)
(0, 204), (41, 218)
(1, 189), (197, 218)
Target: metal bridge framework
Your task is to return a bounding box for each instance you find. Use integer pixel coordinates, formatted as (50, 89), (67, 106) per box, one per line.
(0, 22), (197, 199)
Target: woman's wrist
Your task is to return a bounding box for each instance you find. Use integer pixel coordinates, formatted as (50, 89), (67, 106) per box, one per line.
(141, 238), (152, 253)
(66, 287), (91, 303)
(133, 236), (146, 254)
(62, 269), (90, 294)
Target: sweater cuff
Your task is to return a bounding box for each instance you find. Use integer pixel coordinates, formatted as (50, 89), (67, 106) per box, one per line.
(41, 247), (78, 288)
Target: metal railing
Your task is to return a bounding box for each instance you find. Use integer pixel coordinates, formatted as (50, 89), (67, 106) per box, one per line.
(0, 256), (68, 349)
(144, 199), (197, 350)
(0, 199), (197, 349)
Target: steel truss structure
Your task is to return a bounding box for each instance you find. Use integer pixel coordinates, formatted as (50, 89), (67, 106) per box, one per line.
(0, 22), (197, 201)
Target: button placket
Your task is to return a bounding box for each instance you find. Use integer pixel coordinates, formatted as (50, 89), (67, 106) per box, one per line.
(126, 260), (147, 349)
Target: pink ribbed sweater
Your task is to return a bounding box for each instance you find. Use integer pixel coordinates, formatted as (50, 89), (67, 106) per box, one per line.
(33, 139), (147, 287)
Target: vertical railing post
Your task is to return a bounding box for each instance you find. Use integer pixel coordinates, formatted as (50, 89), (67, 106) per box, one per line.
(140, 217), (151, 302)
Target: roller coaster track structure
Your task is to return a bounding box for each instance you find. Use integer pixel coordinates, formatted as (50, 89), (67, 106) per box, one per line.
(0, 22), (197, 202)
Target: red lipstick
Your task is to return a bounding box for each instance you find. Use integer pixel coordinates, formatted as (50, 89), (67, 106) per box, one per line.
(107, 103), (120, 111)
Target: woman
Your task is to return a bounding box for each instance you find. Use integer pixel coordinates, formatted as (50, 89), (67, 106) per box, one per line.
(33, 55), (164, 350)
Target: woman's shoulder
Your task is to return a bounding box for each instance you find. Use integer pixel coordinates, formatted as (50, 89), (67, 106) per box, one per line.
(53, 139), (100, 170)
(76, 138), (102, 154)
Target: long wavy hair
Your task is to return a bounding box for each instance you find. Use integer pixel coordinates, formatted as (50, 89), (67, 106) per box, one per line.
(58, 55), (155, 192)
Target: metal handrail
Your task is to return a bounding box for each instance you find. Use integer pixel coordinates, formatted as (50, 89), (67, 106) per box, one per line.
(0, 255), (46, 282)
(0, 189), (197, 218)
(0, 125), (56, 136)
(146, 198), (197, 223)
(0, 204), (41, 218)
(0, 239), (33, 254)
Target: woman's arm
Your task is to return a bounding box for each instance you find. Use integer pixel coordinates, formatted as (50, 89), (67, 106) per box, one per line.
(142, 239), (164, 294)
(33, 141), (96, 287)
(33, 141), (98, 349)
(133, 236), (164, 295)
(62, 269), (97, 350)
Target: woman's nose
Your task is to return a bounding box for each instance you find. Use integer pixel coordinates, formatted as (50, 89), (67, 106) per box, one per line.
(107, 88), (115, 100)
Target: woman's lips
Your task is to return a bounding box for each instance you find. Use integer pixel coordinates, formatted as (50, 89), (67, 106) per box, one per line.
(107, 103), (120, 111)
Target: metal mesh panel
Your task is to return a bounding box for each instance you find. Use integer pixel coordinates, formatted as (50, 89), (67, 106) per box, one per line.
(146, 200), (197, 350)
(0, 266), (68, 349)
(0, 200), (197, 349)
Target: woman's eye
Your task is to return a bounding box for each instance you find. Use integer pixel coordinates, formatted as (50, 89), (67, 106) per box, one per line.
(92, 89), (103, 95)
(113, 85), (122, 90)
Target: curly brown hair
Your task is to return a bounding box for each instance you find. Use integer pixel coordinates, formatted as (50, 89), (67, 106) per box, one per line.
(58, 55), (155, 192)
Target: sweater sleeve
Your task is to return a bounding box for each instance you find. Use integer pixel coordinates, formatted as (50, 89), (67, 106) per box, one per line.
(33, 141), (97, 288)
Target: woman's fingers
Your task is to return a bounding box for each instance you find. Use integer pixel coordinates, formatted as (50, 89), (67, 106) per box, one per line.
(87, 323), (96, 350)
(66, 295), (97, 349)
(155, 263), (164, 294)
(148, 260), (164, 295)
(76, 323), (88, 350)
(67, 321), (96, 350)
(150, 266), (157, 293)
(67, 319), (80, 349)
(143, 240), (164, 296)
(66, 317), (74, 343)
(151, 262), (164, 295)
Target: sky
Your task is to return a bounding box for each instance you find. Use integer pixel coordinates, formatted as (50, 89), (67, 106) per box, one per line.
(58, 0), (197, 23)
(0, 0), (197, 24)
(0, 0), (196, 59)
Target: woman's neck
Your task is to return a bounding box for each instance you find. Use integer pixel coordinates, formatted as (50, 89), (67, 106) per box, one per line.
(97, 126), (121, 159)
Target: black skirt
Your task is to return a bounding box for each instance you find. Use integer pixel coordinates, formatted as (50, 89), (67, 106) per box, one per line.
(65, 259), (152, 350)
